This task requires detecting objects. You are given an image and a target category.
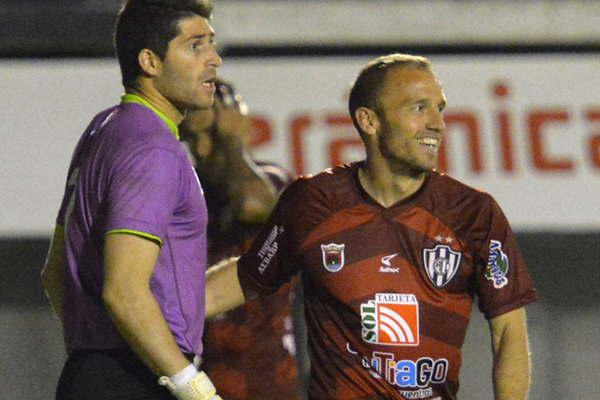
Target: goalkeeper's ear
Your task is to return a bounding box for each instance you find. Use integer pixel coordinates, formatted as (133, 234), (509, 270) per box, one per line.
(138, 48), (162, 78)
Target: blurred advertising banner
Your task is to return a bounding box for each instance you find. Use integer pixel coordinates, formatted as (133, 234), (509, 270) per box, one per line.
(0, 55), (598, 234)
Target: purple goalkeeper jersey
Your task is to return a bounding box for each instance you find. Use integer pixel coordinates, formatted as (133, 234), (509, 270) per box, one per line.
(56, 94), (208, 355)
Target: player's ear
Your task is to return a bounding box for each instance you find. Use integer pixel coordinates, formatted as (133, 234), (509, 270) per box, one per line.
(138, 48), (162, 77)
(355, 106), (380, 137)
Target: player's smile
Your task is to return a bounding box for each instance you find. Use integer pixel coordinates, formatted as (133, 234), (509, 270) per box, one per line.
(416, 134), (441, 153)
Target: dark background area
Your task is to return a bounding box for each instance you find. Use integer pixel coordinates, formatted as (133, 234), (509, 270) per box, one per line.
(1, 1), (598, 58)
(4, 233), (598, 308)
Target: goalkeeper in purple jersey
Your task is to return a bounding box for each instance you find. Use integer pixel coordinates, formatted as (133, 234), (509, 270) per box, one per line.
(41, 1), (224, 399)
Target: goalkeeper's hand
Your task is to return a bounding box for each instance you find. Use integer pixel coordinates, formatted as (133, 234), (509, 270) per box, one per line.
(158, 364), (222, 400)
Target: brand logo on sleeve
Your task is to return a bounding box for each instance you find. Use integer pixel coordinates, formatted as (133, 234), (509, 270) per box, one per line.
(422, 244), (462, 288)
(361, 293), (419, 346)
(321, 243), (346, 272)
(485, 240), (509, 288)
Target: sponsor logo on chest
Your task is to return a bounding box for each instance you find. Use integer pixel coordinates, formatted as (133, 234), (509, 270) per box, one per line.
(361, 293), (419, 346)
(346, 342), (448, 399)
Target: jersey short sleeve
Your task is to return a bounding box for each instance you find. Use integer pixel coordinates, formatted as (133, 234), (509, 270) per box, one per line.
(104, 148), (182, 245)
(238, 179), (311, 295)
(473, 194), (537, 319)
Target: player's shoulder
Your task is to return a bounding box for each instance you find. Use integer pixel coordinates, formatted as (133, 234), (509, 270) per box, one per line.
(107, 102), (182, 154)
(289, 163), (356, 196)
(278, 163), (357, 211)
(433, 172), (494, 202)
(300, 162), (356, 190)
(429, 172), (498, 218)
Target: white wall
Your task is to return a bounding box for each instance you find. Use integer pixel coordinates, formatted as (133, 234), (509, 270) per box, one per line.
(1, 55), (599, 235)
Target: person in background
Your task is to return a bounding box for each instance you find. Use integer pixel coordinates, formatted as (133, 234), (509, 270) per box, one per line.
(204, 54), (537, 400)
(41, 1), (223, 399)
(181, 79), (301, 400)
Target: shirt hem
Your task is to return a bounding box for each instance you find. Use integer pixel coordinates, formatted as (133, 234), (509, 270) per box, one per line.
(485, 290), (538, 320)
(105, 228), (163, 246)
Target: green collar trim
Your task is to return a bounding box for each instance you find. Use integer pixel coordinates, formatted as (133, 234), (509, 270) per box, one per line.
(121, 93), (180, 140)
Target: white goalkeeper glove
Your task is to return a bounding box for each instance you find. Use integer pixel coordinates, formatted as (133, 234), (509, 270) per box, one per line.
(158, 363), (222, 400)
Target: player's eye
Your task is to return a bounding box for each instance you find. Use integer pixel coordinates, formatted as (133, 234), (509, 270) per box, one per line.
(190, 39), (207, 52)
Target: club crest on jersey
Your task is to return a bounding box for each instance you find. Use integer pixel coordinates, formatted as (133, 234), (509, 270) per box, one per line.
(485, 240), (509, 288)
(360, 293), (419, 346)
(321, 243), (345, 272)
(422, 244), (462, 288)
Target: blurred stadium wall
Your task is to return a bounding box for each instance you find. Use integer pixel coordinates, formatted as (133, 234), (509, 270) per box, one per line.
(1, 1), (598, 399)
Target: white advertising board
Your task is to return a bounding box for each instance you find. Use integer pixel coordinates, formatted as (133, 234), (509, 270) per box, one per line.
(1, 55), (598, 234)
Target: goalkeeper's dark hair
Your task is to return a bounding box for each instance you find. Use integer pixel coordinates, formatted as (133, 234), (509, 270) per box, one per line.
(348, 53), (432, 135)
(114, 0), (214, 88)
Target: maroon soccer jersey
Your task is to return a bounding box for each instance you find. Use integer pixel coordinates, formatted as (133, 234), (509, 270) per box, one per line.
(238, 162), (536, 400)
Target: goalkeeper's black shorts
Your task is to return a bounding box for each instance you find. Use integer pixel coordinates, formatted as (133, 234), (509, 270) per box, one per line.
(55, 349), (194, 400)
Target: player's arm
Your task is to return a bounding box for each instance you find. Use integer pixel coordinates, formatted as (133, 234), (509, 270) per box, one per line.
(102, 233), (190, 376)
(222, 141), (277, 224)
(205, 256), (248, 319)
(101, 143), (223, 399)
(488, 307), (531, 400)
(208, 104), (277, 223)
(41, 224), (66, 323)
(204, 179), (304, 318)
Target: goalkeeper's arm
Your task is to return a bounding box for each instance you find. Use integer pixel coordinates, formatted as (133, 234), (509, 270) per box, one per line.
(41, 224), (66, 323)
(103, 233), (222, 400)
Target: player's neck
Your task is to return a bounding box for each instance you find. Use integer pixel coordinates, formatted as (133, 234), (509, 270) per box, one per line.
(125, 84), (183, 126)
(359, 158), (426, 207)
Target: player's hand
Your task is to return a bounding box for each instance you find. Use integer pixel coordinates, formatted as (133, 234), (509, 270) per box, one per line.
(213, 100), (252, 145)
(159, 369), (223, 400)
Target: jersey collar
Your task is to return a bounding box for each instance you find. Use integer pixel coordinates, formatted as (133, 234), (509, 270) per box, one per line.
(121, 93), (180, 140)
